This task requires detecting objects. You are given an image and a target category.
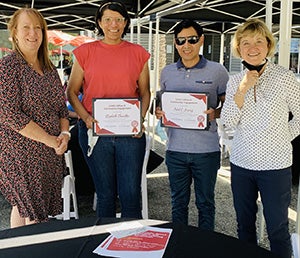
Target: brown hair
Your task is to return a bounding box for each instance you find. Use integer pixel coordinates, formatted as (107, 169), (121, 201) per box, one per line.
(231, 18), (276, 58)
(8, 8), (54, 70)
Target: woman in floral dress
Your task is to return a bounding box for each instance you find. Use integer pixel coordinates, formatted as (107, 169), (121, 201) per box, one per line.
(0, 8), (69, 227)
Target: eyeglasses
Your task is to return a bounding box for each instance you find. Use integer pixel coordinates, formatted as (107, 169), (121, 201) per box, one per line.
(175, 36), (200, 46)
(102, 16), (125, 24)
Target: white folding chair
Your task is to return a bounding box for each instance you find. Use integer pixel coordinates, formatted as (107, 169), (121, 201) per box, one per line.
(257, 193), (265, 244)
(56, 150), (79, 220)
(216, 118), (234, 158)
(141, 134), (151, 219)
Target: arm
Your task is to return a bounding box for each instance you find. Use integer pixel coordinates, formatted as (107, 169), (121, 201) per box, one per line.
(204, 95), (225, 121)
(138, 62), (151, 119)
(221, 74), (245, 128)
(55, 117), (70, 155)
(134, 61), (150, 138)
(0, 61), (66, 152)
(19, 117), (69, 155)
(286, 72), (300, 140)
(67, 60), (96, 129)
(18, 121), (59, 149)
(68, 110), (79, 119)
(233, 70), (259, 109)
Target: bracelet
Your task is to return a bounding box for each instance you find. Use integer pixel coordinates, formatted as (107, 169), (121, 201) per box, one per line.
(61, 131), (71, 139)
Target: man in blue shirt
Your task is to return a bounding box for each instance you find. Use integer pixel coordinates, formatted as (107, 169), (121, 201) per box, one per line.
(155, 19), (229, 230)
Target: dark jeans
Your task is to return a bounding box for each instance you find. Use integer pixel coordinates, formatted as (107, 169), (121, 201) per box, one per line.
(231, 163), (292, 258)
(78, 120), (145, 219)
(166, 150), (220, 231)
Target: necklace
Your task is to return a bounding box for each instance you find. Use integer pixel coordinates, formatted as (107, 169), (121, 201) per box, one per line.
(25, 57), (38, 67)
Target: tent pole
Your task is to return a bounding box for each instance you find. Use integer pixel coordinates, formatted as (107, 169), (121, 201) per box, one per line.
(147, 20), (153, 136)
(137, 0), (141, 45)
(278, 0), (292, 69)
(265, 0), (273, 31)
(130, 21), (134, 43)
(219, 23), (224, 65)
(152, 16), (160, 147)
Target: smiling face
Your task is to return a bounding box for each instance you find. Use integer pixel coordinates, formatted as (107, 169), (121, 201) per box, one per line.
(14, 11), (43, 55)
(238, 33), (269, 66)
(98, 9), (127, 45)
(175, 26), (204, 68)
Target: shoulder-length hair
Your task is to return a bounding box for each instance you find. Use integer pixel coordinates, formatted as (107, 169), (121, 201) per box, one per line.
(8, 8), (54, 71)
(231, 18), (276, 59)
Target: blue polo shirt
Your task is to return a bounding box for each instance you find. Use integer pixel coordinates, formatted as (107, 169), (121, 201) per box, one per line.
(160, 55), (229, 153)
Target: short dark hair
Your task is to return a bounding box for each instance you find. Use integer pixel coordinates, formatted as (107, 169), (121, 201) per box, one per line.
(174, 19), (204, 38)
(95, 0), (130, 38)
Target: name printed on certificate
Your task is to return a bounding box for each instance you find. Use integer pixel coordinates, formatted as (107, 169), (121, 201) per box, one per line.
(161, 92), (208, 130)
(92, 98), (142, 136)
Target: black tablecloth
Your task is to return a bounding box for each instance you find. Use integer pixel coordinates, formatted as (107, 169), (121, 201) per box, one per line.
(0, 217), (280, 258)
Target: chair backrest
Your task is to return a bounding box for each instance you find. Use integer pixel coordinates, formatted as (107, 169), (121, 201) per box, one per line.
(142, 134), (151, 173)
(216, 118), (234, 140)
(216, 118), (234, 155)
(64, 150), (75, 179)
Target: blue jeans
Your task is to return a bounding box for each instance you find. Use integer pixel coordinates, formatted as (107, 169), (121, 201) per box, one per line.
(166, 150), (220, 230)
(78, 120), (145, 219)
(231, 163), (292, 258)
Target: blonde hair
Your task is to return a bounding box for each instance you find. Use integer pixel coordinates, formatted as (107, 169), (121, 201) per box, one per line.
(8, 8), (54, 71)
(231, 18), (276, 58)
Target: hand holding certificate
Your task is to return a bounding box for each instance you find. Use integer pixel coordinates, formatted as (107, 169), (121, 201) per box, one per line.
(161, 92), (208, 130)
(93, 98), (142, 136)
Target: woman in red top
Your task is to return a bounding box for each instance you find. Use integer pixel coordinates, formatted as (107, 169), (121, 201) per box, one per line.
(67, 1), (150, 219)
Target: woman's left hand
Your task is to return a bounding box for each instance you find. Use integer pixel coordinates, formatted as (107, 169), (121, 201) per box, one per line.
(55, 133), (70, 155)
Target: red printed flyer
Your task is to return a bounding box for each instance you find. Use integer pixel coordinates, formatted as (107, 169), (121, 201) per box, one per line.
(93, 226), (172, 258)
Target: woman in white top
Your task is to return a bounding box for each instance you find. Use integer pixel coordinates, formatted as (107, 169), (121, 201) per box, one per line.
(221, 19), (300, 258)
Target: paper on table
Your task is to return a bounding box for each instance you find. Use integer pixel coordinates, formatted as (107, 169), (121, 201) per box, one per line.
(107, 221), (146, 239)
(93, 226), (172, 258)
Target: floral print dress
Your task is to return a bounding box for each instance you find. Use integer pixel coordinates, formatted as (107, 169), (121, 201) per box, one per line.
(0, 52), (68, 222)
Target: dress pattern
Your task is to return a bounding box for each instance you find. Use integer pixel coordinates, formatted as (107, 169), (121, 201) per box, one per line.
(0, 52), (68, 222)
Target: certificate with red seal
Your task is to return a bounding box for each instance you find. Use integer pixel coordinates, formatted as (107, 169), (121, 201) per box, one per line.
(161, 92), (208, 130)
(92, 98), (142, 136)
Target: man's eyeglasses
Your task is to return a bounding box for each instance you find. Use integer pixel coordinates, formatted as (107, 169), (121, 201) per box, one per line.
(175, 36), (200, 46)
(102, 16), (125, 24)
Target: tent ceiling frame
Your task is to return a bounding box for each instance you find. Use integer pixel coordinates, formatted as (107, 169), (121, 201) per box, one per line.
(0, 0), (299, 36)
